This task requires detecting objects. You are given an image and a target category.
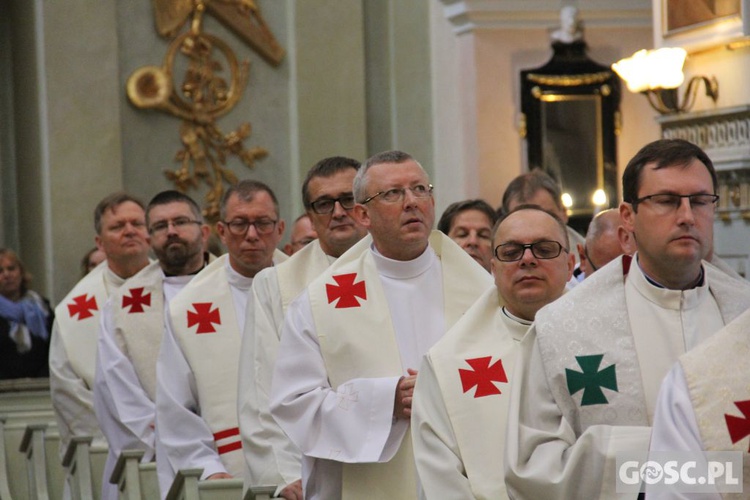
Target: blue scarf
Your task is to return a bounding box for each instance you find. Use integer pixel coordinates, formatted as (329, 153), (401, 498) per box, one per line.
(0, 293), (50, 341)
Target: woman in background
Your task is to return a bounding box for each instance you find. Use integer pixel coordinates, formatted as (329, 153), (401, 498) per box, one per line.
(0, 248), (53, 379)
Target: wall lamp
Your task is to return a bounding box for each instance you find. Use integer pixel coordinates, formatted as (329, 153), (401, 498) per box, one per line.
(611, 48), (719, 115)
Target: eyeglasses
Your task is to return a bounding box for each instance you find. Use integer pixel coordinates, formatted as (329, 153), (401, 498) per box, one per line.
(361, 184), (433, 204)
(222, 218), (277, 236)
(309, 195), (356, 214)
(632, 193), (719, 215)
(494, 241), (567, 262)
(149, 217), (201, 235)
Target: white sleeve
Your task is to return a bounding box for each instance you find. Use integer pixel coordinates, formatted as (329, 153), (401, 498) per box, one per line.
(155, 314), (227, 483)
(49, 319), (103, 457)
(411, 353), (474, 499)
(504, 326), (651, 499)
(269, 290), (405, 464)
(647, 364), (721, 500)
(238, 271), (301, 493)
(94, 298), (156, 461)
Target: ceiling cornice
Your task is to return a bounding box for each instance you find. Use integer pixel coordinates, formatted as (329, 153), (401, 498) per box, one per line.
(439, 0), (652, 35)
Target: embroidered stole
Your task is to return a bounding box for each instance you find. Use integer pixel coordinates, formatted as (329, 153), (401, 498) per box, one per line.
(536, 256), (750, 433)
(54, 262), (115, 388)
(168, 255), (244, 476)
(276, 240), (332, 313)
(308, 231), (492, 499)
(681, 307), (750, 498)
(429, 286), (526, 499)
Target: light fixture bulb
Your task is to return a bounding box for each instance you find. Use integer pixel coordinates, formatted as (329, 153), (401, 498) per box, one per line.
(592, 189), (607, 206)
(561, 193), (573, 208)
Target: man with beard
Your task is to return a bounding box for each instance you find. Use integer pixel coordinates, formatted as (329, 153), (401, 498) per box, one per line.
(93, 190), (211, 500)
(156, 180), (286, 496)
(238, 156), (368, 499)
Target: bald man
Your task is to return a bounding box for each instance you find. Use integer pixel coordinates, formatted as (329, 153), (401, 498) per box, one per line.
(576, 209), (635, 279)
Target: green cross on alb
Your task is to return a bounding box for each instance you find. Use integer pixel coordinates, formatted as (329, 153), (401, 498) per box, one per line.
(565, 354), (618, 406)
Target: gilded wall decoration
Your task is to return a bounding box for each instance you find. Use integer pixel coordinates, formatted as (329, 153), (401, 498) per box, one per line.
(127, 0), (284, 222)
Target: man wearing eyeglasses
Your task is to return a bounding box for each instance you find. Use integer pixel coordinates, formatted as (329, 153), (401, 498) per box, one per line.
(412, 205), (574, 499)
(92, 190), (211, 500)
(155, 180), (287, 496)
(238, 156), (367, 500)
(283, 214), (318, 256)
(270, 150), (492, 499)
(50, 192), (151, 491)
(504, 139), (750, 499)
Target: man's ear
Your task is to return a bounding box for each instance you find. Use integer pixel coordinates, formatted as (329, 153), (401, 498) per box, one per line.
(352, 204), (371, 228)
(620, 202), (635, 233)
(577, 243), (586, 265)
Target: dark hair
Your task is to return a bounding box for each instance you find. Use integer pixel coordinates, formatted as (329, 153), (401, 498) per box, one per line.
(146, 190), (203, 225)
(494, 204), (570, 249)
(220, 180), (279, 221)
(622, 139), (717, 205)
(94, 192), (145, 234)
(301, 156), (361, 209)
(80, 247), (102, 277)
(501, 169), (563, 214)
(437, 199), (498, 234)
(0, 248), (31, 297)
(354, 150), (421, 203)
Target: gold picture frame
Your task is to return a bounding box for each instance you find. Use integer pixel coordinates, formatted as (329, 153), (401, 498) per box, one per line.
(654, 0), (750, 52)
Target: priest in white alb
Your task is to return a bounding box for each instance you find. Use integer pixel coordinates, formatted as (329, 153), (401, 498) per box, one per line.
(155, 180), (286, 497)
(504, 139), (750, 499)
(649, 306), (750, 499)
(93, 191), (211, 500)
(270, 150), (493, 500)
(412, 205), (574, 499)
(238, 156), (367, 500)
(50, 193), (151, 463)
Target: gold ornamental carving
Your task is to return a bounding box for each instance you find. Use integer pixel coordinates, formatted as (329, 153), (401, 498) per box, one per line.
(526, 71), (612, 87)
(128, 0), (284, 222)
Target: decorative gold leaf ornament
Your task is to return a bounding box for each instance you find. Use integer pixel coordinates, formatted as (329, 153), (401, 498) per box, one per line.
(128, 0), (283, 222)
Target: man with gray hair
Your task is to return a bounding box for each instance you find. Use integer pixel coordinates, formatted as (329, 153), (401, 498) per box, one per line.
(155, 180), (286, 496)
(270, 150), (492, 499)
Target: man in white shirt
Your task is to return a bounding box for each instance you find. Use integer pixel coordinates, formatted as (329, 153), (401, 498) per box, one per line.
(412, 205), (574, 499)
(155, 180), (286, 496)
(50, 193), (151, 461)
(283, 214), (318, 256)
(93, 190), (210, 500)
(239, 156), (368, 500)
(504, 139), (750, 499)
(270, 150), (493, 500)
(575, 208), (635, 280)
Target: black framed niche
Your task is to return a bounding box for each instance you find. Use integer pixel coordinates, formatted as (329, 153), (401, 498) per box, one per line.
(520, 40), (620, 234)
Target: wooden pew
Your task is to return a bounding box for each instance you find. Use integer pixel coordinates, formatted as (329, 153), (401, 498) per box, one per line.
(61, 436), (107, 500)
(165, 469), (246, 500)
(0, 378), (58, 500)
(19, 423), (65, 500)
(110, 450), (158, 500)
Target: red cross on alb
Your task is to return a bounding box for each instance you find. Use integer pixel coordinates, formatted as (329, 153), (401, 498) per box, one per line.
(122, 287), (152, 313)
(725, 400), (750, 451)
(187, 302), (221, 334)
(326, 273), (367, 308)
(67, 294), (98, 320)
(459, 356), (508, 398)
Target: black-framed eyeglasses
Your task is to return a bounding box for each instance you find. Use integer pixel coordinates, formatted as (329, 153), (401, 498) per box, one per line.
(631, 193), (719, 215)
(309, 195), (356, 214)
(494, 241), (567, 262)
(149, 217), (201, 235)
(221, 218), (277, 236)
(361, 184), (433, 204)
